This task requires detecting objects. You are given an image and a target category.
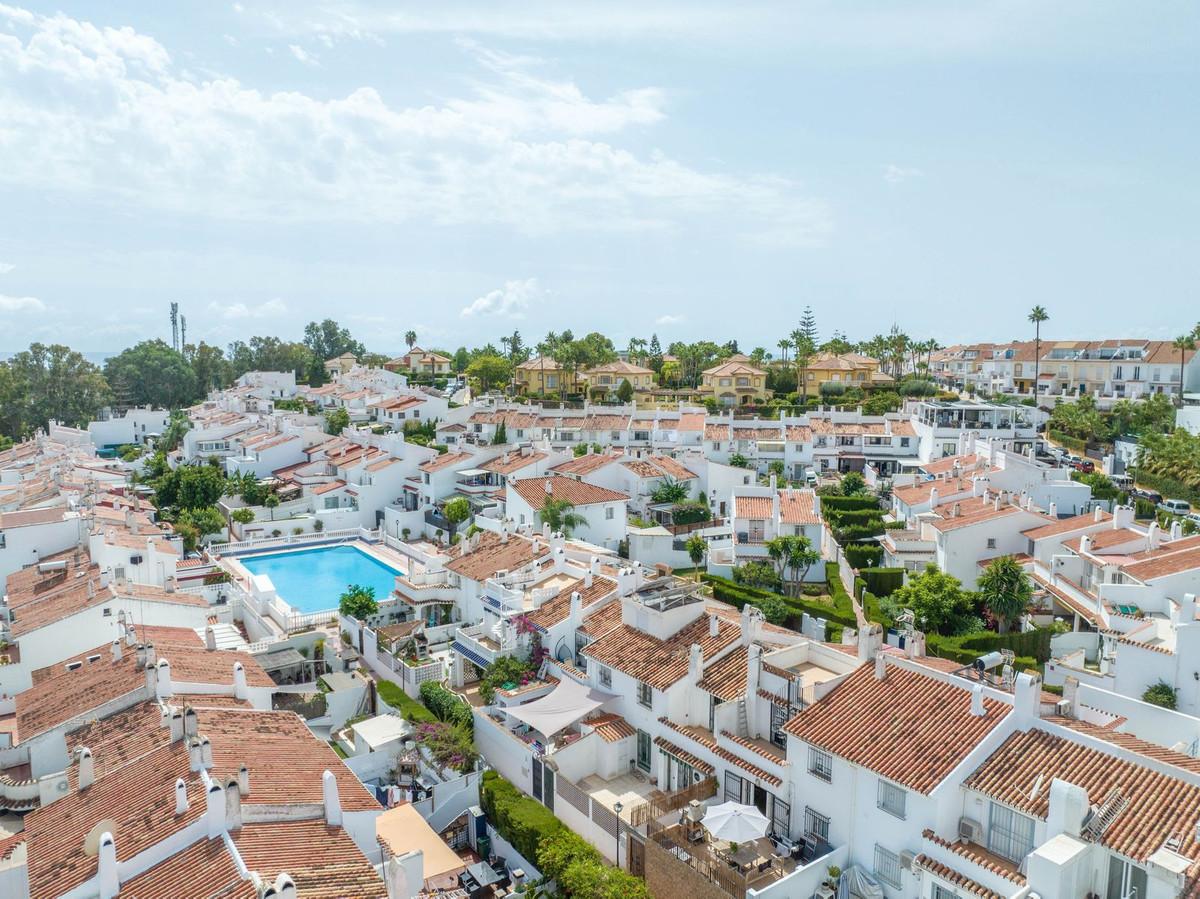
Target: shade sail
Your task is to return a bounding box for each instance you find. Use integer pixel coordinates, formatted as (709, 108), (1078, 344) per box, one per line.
(503, 676), (615, 737)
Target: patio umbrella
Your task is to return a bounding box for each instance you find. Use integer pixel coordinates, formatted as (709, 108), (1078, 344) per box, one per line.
(702, 802), (770, 843)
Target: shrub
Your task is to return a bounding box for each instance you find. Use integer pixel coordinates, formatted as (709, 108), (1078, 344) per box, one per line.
(480, 771), (565, 864)
(859, 567), (904, 597)
(478, 655), (536, 705)
(732, 561), (782, 592)
(818, 495), (882, 512)
(671, 500), (710, 526)
(419, 681), (473, 730)
(1143, 680), (1177, 709)
(836, 523), (886, 544)
(1047, 430), (1088, 453)
(377, 679), (436, 723)
(843, 544), (884, 569)
(313, 519), (324, 532)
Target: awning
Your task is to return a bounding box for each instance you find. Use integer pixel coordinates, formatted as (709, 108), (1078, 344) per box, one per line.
(504, 675), (616, 737)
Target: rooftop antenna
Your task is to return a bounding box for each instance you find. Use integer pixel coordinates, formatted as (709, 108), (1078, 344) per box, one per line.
(180, 315), (187, 351)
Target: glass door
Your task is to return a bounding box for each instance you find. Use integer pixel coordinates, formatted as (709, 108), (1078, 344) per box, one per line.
(636, 730), (652, 772)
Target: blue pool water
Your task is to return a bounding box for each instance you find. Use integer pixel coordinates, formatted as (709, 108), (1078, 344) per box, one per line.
(240, 544), (403, 613)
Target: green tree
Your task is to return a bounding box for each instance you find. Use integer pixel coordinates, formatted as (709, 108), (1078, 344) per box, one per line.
(651, 477), (689, 504)
(862, 391), (902, 416)
(685, 534), (707, 580)
(325, 407), (350, 435)
(479, 655), (535, 704)
(492, 421), (507, 444)
(792, 331), (816, 403)
(887, 564), (978, 636)
(839, 471), (867, 495)
(263, 493), (280, 521)
(728, 453), (750, 468)
(1173, 333), (1196, 407)
(339, 584), (379, 620)
(537, 498), (587, 536)
(467, 354), (512, 392)
(452, 347), (470, 373)
(185, 341), (232, 395)
(231, 508), (256, 526)
(1028, 306), (1049, 398)
(0, 343), (111, 438)
(443, 496), (471, 533)
(177, 505), (226, 547)
(616, 378), (634, 403)
(765, 534), (820, 597)
(977, 556), (1033, 633)
(104, 339), (200, 409)
(647, 333), (663, 373)
(1143, 680), (1177, 709)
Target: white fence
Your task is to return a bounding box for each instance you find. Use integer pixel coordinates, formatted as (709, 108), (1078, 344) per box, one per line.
(210, 527), (381, 556)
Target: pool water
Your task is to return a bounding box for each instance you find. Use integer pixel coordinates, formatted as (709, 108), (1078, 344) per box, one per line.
(240, 544), (404, 613)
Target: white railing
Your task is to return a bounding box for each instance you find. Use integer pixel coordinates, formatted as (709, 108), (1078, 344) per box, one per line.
(210, 527), (380, 556)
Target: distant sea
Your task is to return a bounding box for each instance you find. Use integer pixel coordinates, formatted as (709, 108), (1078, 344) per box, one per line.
(0, 350), (115, 365)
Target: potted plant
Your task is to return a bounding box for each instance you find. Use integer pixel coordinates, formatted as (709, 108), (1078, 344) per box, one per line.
(825, 865), (841, 889)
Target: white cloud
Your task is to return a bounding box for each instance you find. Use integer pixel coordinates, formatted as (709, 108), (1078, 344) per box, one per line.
(0, 5), (829, 246)
(0, 262), (14, 273)
(207, 297), (288, 319)
(461, 278), (541, 318)
(655, 314), (684, 325)
(884, 164), (923, 184)
(0, 293), (44, 312)
(287, 43), (318, 65)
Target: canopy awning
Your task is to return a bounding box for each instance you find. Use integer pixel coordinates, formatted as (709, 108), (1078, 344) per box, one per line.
(504, 675), (616, 737)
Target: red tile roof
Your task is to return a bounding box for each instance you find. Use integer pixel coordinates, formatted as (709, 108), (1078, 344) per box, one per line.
(1023, 511), (1111, 540)
(584, 713), (636, 743)
(582, 611), (739, 690)
(784, 662), (1011, 794)
(779, 490), (819, 525)
(550, 452), (624, 476)
(511, 475), (628, 508)
(697, 646), (748, 701)
(734, 496), (773, 519)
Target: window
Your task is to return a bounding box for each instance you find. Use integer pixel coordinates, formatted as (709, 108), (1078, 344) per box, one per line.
(877, 780), (906, 819)
(770, 703), (788, 749)
(771, 797), (791, 838)
(986, 538), (997, 550)
(0, 533), (5, 549)
(637, 681), (653, 708)
(932, 885), (958, 899)
(711, 442), (721, 451)
(606, 506), (614, 520)
(900, 437), (910, 448)
(808, 747), (833, 782)
(598, 666), (612, 688)
(803, 807), (829, 841)
(1107, 855), (1148, 899)
(987, 802), (1036, 863)
(636, 730), (652, 771)
(611, 430), (620, 441)
(724, 771), (746, 804)
(873, 845), (903, 889)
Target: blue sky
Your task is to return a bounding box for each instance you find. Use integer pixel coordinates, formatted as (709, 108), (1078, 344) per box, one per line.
(0, 1), (1197, 356)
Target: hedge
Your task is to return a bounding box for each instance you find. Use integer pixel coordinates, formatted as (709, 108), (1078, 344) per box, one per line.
(834, 523), (886, 544)
(843, 544), (884, 569)
(818, 495), (882, 512)
(480, 771), (565, 864)
(822, 508), (884, 527)
(859, 567), (904, 597)
(1047, 430), (1088, 453)
(377, 680), (437, 724)
(419, 681), (474, 731)
(704, 573), (853, 639)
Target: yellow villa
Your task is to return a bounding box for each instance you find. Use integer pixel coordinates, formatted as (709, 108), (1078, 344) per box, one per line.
(583, 360), (656, 397)
(515, 355), (580, 395)
(700, 356), (769, 405)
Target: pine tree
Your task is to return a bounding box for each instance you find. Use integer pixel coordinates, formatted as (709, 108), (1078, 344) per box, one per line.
(648, 334), (663, 372)
(799, 306), (819, 346)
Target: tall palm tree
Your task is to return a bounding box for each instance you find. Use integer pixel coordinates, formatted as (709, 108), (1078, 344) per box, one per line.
(1028, 306), (1049, 399)
(404, 330), (417, 350)
(790, 328), (815, 403)
(776, 338), (791, 367)
(1173, 333), (1196, 407)
(537, 498), (586, 536)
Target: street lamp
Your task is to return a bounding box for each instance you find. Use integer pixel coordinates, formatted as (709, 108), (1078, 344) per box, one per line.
(613, 801), (624, 867)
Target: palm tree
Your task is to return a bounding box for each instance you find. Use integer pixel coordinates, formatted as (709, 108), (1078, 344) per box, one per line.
(1173, 333), (1196, 407)
(685, 534), (706, 581)
(791, 329), (815, 403)
(404, 330), (417, 350)
(977, 556), (1033, 634)
(1028, 306), (1049, 399)
(537, 497), (586, 536)
(776, 338), (791, 368)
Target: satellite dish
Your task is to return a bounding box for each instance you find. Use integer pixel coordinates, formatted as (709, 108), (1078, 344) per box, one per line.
(83, 819), (118, 856)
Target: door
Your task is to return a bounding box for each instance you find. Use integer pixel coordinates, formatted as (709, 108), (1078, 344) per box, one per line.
(636, 730), (652, 772)
(753, 784), (767, 815)
(532, 757), (543, 803)
(627, 834), (646, 878)
(542, 765), (555, 812)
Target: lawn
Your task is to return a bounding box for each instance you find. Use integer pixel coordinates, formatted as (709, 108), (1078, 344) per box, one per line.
(376, 678), (437, 723)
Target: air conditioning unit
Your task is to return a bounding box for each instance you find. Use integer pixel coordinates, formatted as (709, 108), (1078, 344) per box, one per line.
(899, 850), (917, 871)
(129, 555), (143, 565)
(958, 817), (983, 843)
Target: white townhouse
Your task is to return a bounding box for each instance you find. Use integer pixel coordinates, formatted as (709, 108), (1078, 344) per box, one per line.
(505, 476), (628, 551)
(86, 406), (171, 451)
(0, 507), (83, 582)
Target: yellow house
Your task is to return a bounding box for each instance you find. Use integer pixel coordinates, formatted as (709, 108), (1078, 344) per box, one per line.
(802, 352), (891, 391)
(701, 359), (769, 405)
(324, 352), (358, 376)
(515, 355), (580, 395)
(583, 361), (656, 396)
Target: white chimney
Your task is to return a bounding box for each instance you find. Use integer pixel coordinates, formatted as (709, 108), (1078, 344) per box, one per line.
(76, 747), (94, 790)
(98, 832), (119, 899)
(155, 658), (172, 700)
(205, 782), (226, 837)
(1171, 520), (1183, 541)
(1079, 534), (1092, 556)
(205, 626), (217, 651)
(124, 624), (136, 647)
(568, 591), (583, 628)
(1094, 506), (1104, 522)
(200, 736), (213, 769)
(169, 712), (184, 742)
(544, 479), (553, 495)
(970, 683), (986, 716)
(929, 487), (940, 508)
(238, 764), (250, 795)
(110, 639), (122, 662)
(688, 643), (703, 681)
(175, 777), (188, 814)
(583, 569), (593, 589)
(184, 707), (198, 737)
(874, 653), (887, 680)
(709, 613), (719, 638)
(1147, 522), (1161, 550)
(1114, 504), (1134, 529)
(745, 643), (762, 711)
(225, 777), (243, 830)
(273, 874), (298, 899)
(322, 769), (343, 826)
(233, 662), (248, 700)
(1048, 502), (1058, 519)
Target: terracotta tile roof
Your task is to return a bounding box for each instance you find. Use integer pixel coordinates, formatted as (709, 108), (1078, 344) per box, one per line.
(1122, 544), (1200, 582)
(66, 701), (169, 783)
(734, 496), (773, 519)
(697, 646), (748, 701)
(779, 490), (819, 525)
(892, 478), (972, 507)
(1030, 574), (1099, 626)
(705, 423), (731, 440)
(525, 576), (615, 631)
(311, 479), (347, 495)
(584, 713), (636, 743)
(704, 360), (765, 377)
(785, 425), (813, 442)
(784, 662), (1011, 794)
(966, 727), (1200, 866)
(120, 835), (253, 899)
(577, 598), (625, 638)
(720, 729), (786, 764)
(623, 458), (666, 478)
(920, 454), (980, 475)
(511, 475), (628, 508)
(24, 741), (203, 899)
(1046, 716), (1200, 774)
(587, 361), (654, 376)
(913, 853), (1006, 899)
(481, 451), (548, 475)
(733, 427), (781, 440)
(581, 413), (633, 430)
(711, 742), (783, 786)
(445, 530), (550, 582)
(1065, 527), (1144, 553)
(650, 455), (698, 480)
(653, 735), (716, 774)
(921, 829), (1025, 884)
(1023, 511), (1112, 539)
(928, 503), (1026, 533)
(234, 821), (386, 898)
(16, 654), (147, 741)
(418, 451), (474, 473)
(678, 413), (706, 432)
(582, 611), (739, 690)
(550, 452), (624, 476)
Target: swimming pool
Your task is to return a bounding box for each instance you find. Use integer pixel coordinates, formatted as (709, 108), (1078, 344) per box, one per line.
(239, 544), (404, 613)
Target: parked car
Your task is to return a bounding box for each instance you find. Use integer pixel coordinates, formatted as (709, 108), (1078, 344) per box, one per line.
(1159, 499), (1192, 517)
(1072, 459), (1096, 474)
(1187, 512), (1200, 527)
(1132, 488), (1164, 505)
